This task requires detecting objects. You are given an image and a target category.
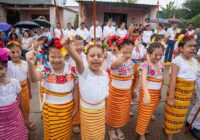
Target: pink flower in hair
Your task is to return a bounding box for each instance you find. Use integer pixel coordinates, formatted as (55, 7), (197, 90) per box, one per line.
(0, 48), (9, 61)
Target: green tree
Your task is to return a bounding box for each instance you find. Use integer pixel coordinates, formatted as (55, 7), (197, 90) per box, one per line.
(183, 0), (200, 19)
(161, 1), (176, 18)
(119, 0), (138, 3)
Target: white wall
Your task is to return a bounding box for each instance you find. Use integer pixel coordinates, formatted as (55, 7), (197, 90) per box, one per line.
(63, 9), (77, 28)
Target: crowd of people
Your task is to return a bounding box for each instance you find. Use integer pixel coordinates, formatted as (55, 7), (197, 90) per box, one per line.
(0, 17), (200, 140)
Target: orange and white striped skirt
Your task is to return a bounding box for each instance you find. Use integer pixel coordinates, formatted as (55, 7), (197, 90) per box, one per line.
(80, 102), (105, 140)
(107, 84), (132, 128)
(20, 80), (30, 120)
(42, 101), (74, 140)
(73, 92), (80, 126)
(136, 89), (161, 135)
(164, 78), (195, 134)
(136, 77), (163, 135)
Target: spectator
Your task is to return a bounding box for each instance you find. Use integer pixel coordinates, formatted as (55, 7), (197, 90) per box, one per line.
(42, 27), (51, 38)
(64, 23), (75, 37)
(103, 18), (116, 38)
(75, 22), (90, 44)
(142, 24), (153, 47)
(0, 32), (9, 47)
(21, 30), (32, 58)
(89, 20), (102, 41)
(116, 22), (127, 38)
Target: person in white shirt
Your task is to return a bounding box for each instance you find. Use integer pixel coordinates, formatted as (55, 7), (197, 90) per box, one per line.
(64, 23), (75, 37)
(165, 24), (177, 62)
(154, 24), (167, 36)
(103, 19), (116, 38)
(89, 20), (102, 41)
(75, 22), (90, 44)
(54, 23), (64, 39)
(116, 22), (127, 37)
(42, 27), (51, 38)
(187, 23), (195, 36)
(142, 24), (153, 47)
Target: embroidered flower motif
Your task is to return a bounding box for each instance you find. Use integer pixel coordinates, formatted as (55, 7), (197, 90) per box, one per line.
(141, 63), (147, 69)
(157, 69), (161, 75)
(57, 75), (67, 84)
(162, 67), (164, 73)
(120, 67), (127, 74)
(47, 75), (57, 83)
(71, 66), (77, 75)
(106, 67), (110, 75)
(150, 69), (155, 76)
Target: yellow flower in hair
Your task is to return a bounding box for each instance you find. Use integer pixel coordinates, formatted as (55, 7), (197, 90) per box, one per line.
(152, 37), (156, 43)
(7, 41), (20, 47)
(60, 47), (68, 56)
(178, 34), (184, 43)
(84, 42), (95, 53)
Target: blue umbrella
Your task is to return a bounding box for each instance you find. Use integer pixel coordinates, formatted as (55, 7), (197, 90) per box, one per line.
(150, 18), (170, 24)
(0, 22), (11, 31)
(14, 21), (40, 28)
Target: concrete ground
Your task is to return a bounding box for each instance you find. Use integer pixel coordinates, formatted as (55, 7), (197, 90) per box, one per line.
(29, 67), (197, 140)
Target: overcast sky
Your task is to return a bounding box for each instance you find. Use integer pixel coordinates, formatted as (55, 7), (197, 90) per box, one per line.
(138, 0), (185, 7)
(67, 0), (186, 7)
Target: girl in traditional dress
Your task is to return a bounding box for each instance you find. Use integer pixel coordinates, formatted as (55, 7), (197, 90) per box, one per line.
(66, 35), (87, 133)
(186, 58), (200, 139)
(164, 37), (198, 140)
(0, 48), (28, 140)
(7, 41), (36, 130)
(107, 37), (135, 140)
(62, 37), (109, 140)
(26, 37), (78, 140)
(135, 43), (164, 140)
(131, 38), (147, 103)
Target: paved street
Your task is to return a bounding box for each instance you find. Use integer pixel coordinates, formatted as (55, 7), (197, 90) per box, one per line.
(29, 67), (197, 140)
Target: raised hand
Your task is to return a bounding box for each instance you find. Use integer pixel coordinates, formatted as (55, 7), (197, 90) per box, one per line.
(26, 50), (37, 64)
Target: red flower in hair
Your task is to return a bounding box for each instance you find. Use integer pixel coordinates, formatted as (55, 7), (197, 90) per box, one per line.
(117, 36), (135, 47)
(108, 35), (120, 47)
(183, 34), (194, 39)
(53, 37), (63, 49)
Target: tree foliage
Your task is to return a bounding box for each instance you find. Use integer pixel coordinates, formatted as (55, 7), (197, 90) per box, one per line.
(161, 1), (176, 18)
(183, 0), (200, 19)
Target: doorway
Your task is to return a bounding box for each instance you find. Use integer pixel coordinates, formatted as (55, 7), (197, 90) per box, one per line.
(104, 13), (127, 28)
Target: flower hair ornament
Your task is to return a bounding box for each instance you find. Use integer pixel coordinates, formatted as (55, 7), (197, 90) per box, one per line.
(0, 48), (9, 62)
(7, 40), (21, 47)
(108, 35), (120, 47)
(117, 36), (135, 47)
(177, 34), (193, 43)
(37, 37), (68, 69)
(84, 41), (106, 53)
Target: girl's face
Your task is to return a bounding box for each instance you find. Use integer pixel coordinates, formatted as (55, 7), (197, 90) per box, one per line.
(11, 34), (16, 40)
(149, 48), (164, 64)
(87, 47), (104, 72)
(48, 48), (65, 70)
(24, 32), (29, 38)
(9, 46), (22, 63)
(0, 64), (7, 80)
(180, 40), (197, 59)
(73, 40), (84, 55)
(118, 44), (133, 61)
